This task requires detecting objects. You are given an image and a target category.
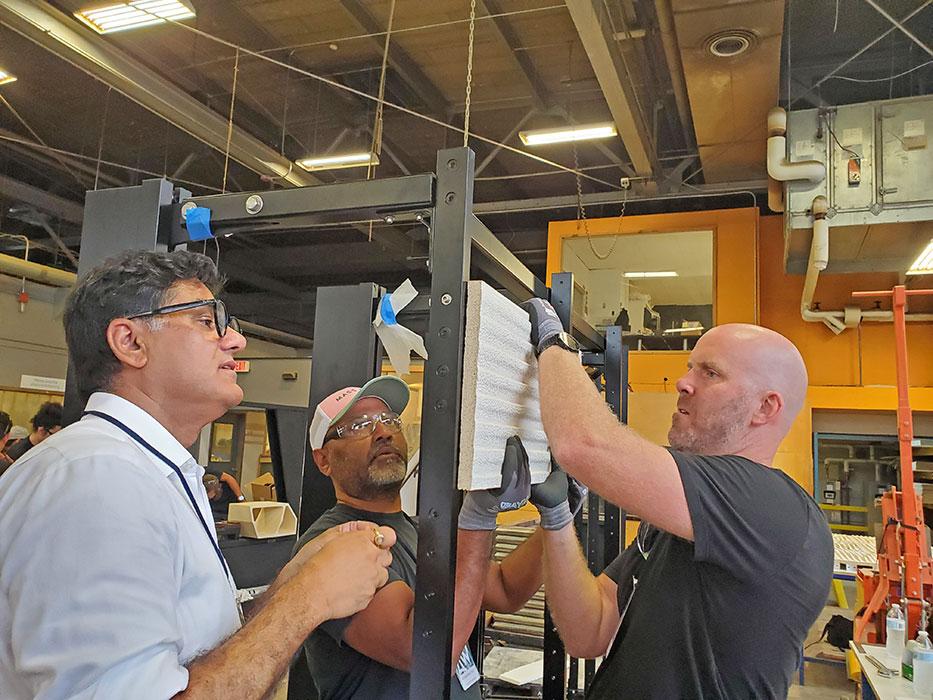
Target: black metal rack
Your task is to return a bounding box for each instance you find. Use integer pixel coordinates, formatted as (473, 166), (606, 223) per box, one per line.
(74, 146), (630, 700)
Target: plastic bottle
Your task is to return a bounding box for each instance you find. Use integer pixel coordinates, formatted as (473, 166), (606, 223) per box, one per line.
(913, 632), (933, 697)
(904, 638), (920, 681)
(886, 603), (906, 662)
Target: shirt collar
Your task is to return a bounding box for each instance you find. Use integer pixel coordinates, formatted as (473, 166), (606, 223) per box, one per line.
(82, 392), (197, 478)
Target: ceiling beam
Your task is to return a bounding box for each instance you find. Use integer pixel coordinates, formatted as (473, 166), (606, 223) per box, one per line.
(564, 0), (658, 177)
(0, 173), (84, 223)
(0, 127), (126, 189)
(337, 0), (449, 116)
(0, 0), (318, 187)
(478, 0), (552, 109)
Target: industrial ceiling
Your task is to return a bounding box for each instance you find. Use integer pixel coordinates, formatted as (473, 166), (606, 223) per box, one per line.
(0, 0), (930, 338)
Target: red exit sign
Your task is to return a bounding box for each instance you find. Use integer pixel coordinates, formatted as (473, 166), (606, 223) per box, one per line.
(233, 360), (251, 373)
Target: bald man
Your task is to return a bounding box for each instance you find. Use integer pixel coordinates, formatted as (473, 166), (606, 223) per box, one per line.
(522, 301), (832, 699)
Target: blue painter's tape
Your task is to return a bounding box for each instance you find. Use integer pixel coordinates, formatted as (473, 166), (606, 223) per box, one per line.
(380, 293), (397, 326)
(185, 207), (214, 241)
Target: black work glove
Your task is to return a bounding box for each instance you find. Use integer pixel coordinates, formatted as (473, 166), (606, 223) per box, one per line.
(530, 462), (588, 531)
(520, 298), (564, 357)
(459, 436), (532, 530)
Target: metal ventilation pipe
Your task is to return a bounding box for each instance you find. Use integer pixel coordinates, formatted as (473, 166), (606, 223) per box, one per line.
(767, 107), (826, 183)
(798, 197), (933, 333)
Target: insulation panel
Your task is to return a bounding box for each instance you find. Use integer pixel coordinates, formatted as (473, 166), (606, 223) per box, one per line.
(458, 281), (550, 490)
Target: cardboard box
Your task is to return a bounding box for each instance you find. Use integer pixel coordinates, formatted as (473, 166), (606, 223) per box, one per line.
(248, 472), (276, 501)
(227, 501), (297, 539)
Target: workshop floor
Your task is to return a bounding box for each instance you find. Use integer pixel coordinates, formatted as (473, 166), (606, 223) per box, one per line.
(788, 592), (859, 700)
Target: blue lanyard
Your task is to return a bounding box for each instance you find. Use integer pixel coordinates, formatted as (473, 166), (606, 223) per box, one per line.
(83, 410), (231, 580)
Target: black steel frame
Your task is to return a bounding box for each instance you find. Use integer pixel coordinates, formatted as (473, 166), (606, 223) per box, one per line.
(76, 146), (631, 700)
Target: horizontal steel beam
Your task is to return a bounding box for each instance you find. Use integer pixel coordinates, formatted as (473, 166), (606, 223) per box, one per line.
(473, 179), (767, 214)
(182, 174), (435, 230)
(466, 214), (547, 301)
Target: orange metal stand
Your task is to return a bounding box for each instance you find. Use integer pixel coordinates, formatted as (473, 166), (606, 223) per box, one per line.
(852, 285), (933, 643)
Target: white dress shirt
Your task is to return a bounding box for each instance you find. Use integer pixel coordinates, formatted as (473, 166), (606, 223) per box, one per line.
(0, 392), (241, 700)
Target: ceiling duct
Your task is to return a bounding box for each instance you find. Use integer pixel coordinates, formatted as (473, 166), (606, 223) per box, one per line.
(670, 0), (785, 182)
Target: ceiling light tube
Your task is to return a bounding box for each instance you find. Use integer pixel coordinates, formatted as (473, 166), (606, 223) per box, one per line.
(296, 152), (380, 172)
(0, 69), (16, 86)
(907, 239), (933, 275)
(623, 271), (678, 278)
(75, 0), (195, 34)
(519, 123), (617, 146)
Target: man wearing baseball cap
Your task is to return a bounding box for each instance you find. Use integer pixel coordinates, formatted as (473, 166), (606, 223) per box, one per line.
(296, 375), (550, 699)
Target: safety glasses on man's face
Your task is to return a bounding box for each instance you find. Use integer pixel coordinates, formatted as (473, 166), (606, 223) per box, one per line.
(127, 298), (240, 338)
(323, 411), (403, 445)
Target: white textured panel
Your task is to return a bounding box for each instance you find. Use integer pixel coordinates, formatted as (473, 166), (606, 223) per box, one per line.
(459, 281), (550, 490)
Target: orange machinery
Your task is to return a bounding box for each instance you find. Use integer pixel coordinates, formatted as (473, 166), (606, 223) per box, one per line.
(853, 285), (933, 644)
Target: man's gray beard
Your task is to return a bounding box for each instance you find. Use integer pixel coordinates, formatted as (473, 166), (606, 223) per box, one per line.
(669, 395), (752, 455)
(353, 459), (406, 499)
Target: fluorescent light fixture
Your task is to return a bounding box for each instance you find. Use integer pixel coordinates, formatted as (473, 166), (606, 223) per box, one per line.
(623, 271), (678, 278)
(0, 69), (16, 86)
(296, 152), (380, 172)
(75, 1), (195, 35)
(663, 325), (704, 335)
(906, 239), (933, 275)
(519, 123), (617, 146)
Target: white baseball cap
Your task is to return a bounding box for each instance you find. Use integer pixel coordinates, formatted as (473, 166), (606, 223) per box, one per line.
(308, 375), (410, 450)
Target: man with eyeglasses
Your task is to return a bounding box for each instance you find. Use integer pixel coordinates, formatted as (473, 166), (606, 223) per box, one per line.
(523, 298), (832, 699)
(0, 249), (394, 700)
(296, 376), (547, 699)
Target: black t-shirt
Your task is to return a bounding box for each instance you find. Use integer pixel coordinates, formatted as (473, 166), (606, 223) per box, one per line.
(592, 451), (833, 700)
(3, 437), (33, 464)
(294, 503), (481, 700)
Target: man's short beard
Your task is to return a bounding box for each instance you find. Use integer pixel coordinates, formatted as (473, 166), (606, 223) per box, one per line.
(345, 458), (406, 500)
(668, 393), (753, 455)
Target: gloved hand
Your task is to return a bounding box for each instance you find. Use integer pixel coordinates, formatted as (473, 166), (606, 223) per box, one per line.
(530, 462), (588, 531)
(520, 298), (564, 357)
(459, 435), (531, 530)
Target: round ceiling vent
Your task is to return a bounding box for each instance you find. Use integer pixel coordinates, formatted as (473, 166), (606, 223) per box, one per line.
(705, 30), (758, 58)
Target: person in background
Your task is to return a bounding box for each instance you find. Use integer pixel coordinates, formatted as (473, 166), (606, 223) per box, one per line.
(0, 412), (12, 475)
(3, 401), (63, 463)
(203, 472), (242, 521)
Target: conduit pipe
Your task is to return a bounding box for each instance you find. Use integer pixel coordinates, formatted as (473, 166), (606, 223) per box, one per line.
(799, 197), (933, 333)
(0, 251), (75, 287)
(0, 253), (316, 348)
(767, 107), (826, 184)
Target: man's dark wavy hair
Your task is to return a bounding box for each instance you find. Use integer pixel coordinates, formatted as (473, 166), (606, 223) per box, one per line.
(63, 249), (223, 397)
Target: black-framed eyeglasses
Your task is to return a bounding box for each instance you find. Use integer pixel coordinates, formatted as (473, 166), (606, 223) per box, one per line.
(127, 299), (241, 338)
(324, 411), (403, 444)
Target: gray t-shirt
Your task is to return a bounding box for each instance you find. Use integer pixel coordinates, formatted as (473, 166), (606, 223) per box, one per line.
(594, 451), (833, 699)
(294, 503), (481, 700)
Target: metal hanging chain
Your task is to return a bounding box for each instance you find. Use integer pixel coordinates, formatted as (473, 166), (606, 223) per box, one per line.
(365, 0), (397, 242)
(574, 140), (621, 261)
(368, 0), (396, 180)
(463, 0), (477, 147)
(94, 87), (113, 190)
(222, 48), (240, 194)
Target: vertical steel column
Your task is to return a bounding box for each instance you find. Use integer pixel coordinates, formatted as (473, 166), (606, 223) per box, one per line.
(299, 283), (383, 534)
(603, 328), (629, 569)
(66, 178), (181, 424)
(543, 271), (574, 700)
(410, 147), (475, 700)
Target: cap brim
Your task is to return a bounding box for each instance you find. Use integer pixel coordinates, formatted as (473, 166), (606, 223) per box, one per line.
(330, 375), (410, 427)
